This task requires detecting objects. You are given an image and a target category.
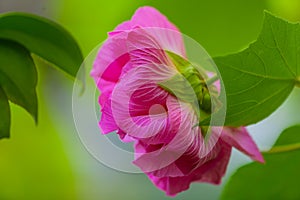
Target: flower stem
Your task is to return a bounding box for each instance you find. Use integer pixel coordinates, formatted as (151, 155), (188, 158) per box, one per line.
(262, 143), (300, 154)
(205, 75), (219, 86)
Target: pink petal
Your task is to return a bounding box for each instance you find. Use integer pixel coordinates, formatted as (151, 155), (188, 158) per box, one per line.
(135, 141), (184, 177)
(99, 99), (118, 134)
(131, 6), (179, 31)
(127, 27), (185, 66)
(109, 62), (175, 141)
(126, 29), (170, 67)
(133, 96), (198, 174)
(91, 32), (133, 107)
(116, 129), (135, 142)
(192, 140), (231, 184)
(91, 32), (129, 82)
(109, 6), (179, 37)
(111, 7), (186, 59)
(221, 127), (265, 163)
(146, 141), (213, 178)
(108, 20), (132, 37)
(147, 140), (232, 196)
(92, 6), (186, 109)
(97, 79), (115, 108)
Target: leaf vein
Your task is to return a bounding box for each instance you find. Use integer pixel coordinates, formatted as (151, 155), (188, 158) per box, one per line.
(270, 23), (297, 77)
(226, 84), (291, 118)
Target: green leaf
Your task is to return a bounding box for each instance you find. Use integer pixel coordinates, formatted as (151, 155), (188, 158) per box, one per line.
(0, 40), (37, 123)
(273, 126), (300, 146)
(214, 11), (300, 126)
(0, 85), (10, 139)
(0, 12), (83, 78)
(221, 125), (300, 200)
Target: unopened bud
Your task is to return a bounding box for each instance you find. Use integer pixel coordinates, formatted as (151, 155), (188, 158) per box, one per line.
(161, 51), (215, 115)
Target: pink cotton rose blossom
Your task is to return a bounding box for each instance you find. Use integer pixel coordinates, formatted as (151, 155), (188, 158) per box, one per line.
(91, 6), (264, 196)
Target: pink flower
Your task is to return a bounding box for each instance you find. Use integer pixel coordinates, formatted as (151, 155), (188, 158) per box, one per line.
(91, 6), (264, 196)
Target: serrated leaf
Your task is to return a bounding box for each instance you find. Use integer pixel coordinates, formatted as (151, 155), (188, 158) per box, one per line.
(0, 40), (37, 123)
(0, 85), (10, 139)
(214, 11), (300, 126)
(0, 12), (83, 78)
(221, 125), (300, 200)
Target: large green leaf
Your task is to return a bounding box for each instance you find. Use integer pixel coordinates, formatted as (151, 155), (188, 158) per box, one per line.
(214, 11), (300, 126)
(0, 40), (38, 138)
(0, 12), (83, 77)
(221, 125), (300, 200)
(0, 86), (10, 138)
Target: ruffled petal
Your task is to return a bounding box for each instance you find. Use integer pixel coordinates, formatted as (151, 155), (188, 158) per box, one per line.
(91, 32), (129, 82)
(133, 96), (198, 174)
(147, 140), (231, 196)
(91, 32), (133, 107)
(99, 100), (118, 134)
(127, 27), (185, 66)
(127, 29), (170, 67)
(109, 6), (179, 37)
(192, 140), (231, 184)
(109, 61), (176, 139)
(92, 6), (185, 108)
(131, 6), (179, 31)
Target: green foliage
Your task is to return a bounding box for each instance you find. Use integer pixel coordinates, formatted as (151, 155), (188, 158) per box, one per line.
(221, 125), (300, 200)
(0, 13), (83, 139)
(215, 11), (300, 126)
(0, 40), (37, 126)
(0, 86), (10, 138)
(0, 12), (83, 77)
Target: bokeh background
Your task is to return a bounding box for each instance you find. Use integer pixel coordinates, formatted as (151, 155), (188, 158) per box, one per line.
(0, 0), (300, 199)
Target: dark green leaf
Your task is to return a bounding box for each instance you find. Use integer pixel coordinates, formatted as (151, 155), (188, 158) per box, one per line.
(215, 11), (300, 126)
(221, 125), (300, 200)
(0, 12), (83, 78)
(0, 85), (10, 139)
(0, 40), (37, 122)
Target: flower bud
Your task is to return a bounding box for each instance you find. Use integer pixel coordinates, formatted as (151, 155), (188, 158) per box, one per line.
(164, 51), (214, 115)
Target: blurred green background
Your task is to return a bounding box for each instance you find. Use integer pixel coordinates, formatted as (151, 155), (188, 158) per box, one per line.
(0, 0), (300, 199)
